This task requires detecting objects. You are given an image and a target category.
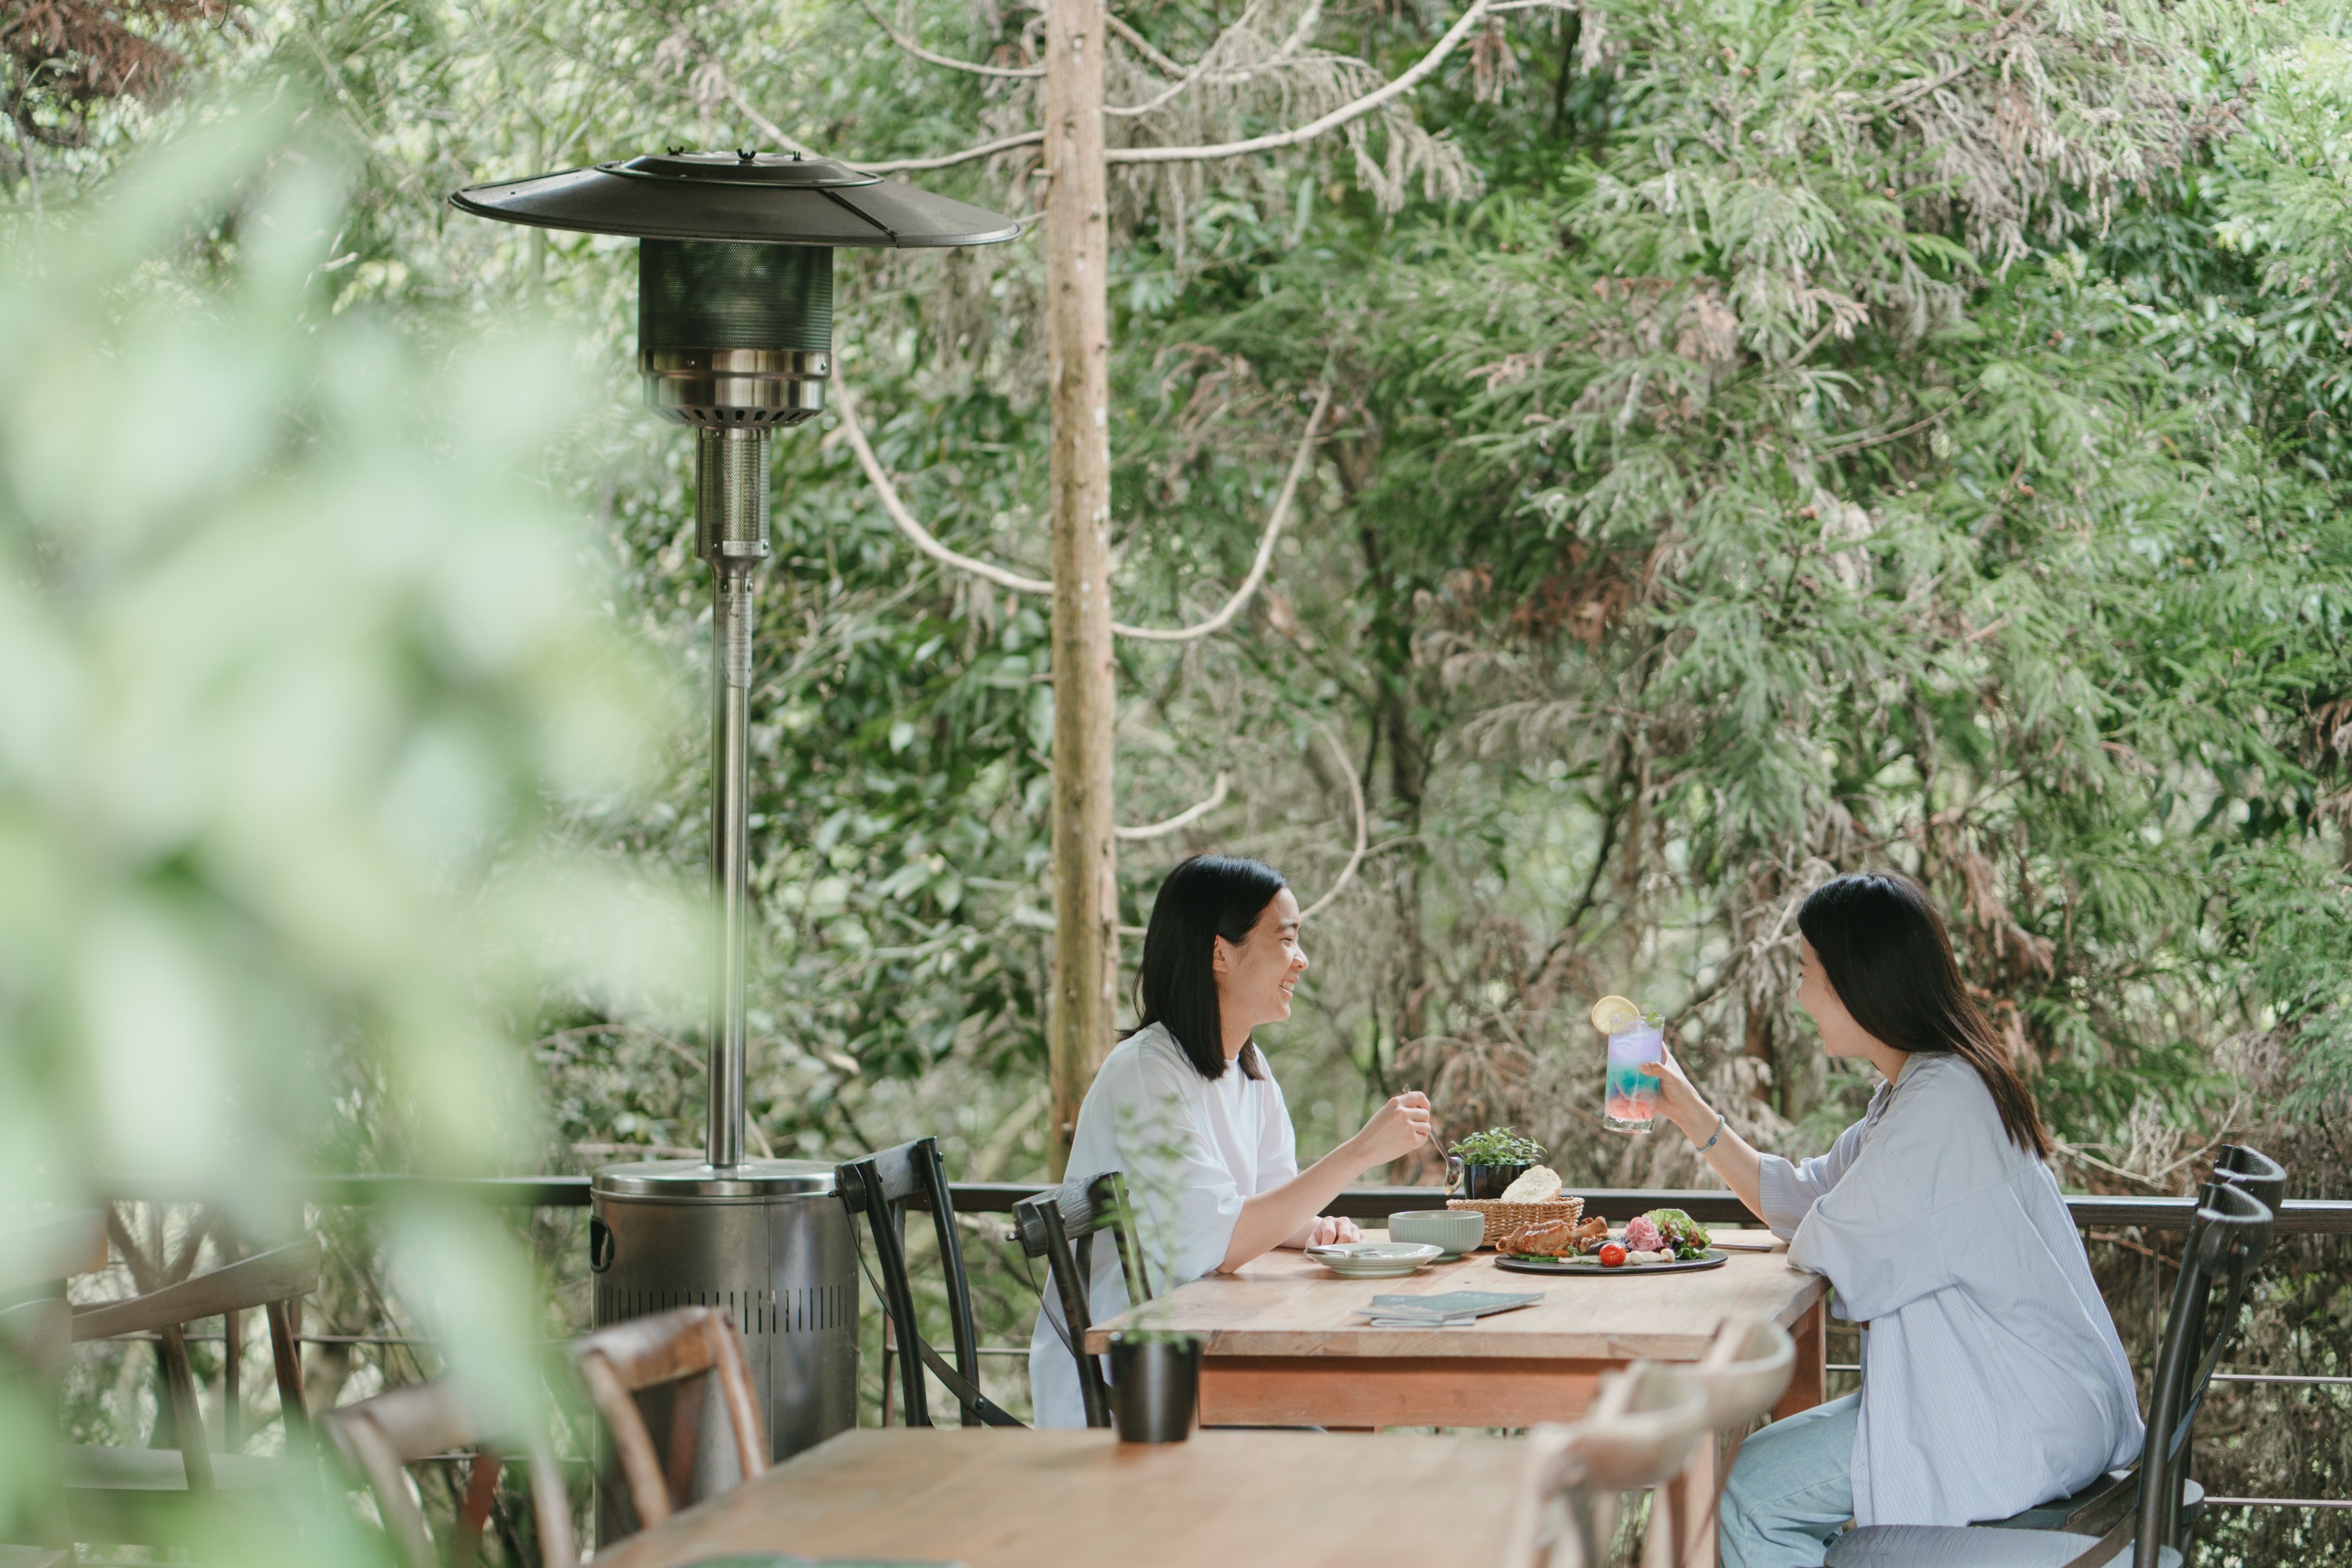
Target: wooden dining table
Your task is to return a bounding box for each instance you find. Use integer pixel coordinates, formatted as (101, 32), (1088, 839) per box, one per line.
(1085, 1228), (1828, 1431)
(1087, 1226), (1828, 1568)
(590, 1427), (1534, 1568)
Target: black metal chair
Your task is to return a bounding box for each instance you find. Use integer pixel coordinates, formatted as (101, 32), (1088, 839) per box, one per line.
(1825, 1174), (2274, 1568)
(1010, 1171), (1151, 1429)
(835, 1138), (1020, 1428)
(2209, 1142), (2285, 1216)
(1955, 1143), (2288, 1544)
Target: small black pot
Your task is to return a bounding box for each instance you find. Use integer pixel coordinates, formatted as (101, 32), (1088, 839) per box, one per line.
(1462, 1161), (1533, 1201)
(1108, 1334), (1200, 1443)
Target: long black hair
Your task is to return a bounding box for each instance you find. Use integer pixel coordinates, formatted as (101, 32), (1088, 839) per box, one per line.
(1133, 855), (1288, 1081)
(1797, 870), (2054, 1160)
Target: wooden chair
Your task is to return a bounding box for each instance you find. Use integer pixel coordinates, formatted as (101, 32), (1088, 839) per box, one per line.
(836, 1138), (1019, 1428)
(0, 1293), (74, 1560)
(1011, 1171), (1149, 1429)
(1642, 1317), (1795, 1568)
(571, 1305), (766, 1533)
(61, 1234), (317, 1544)
(1825, 1175), (2274, 1568)
(324, 1379), (578, 1568)
(1501, 1362), (1711, 1568)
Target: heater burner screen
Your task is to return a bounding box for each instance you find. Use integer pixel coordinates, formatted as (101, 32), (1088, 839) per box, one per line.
(640, 241), (835, 425)
(641, 240), (833, 353)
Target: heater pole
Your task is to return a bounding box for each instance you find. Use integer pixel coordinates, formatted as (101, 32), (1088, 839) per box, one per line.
(1044, 0), (1117, 1178)
(699, 426), (770, 1169)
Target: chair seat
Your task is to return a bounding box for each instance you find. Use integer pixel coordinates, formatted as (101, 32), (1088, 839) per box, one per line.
(1826, 1525), (2182, 1568)
(1978, 1472), (2201, 1534)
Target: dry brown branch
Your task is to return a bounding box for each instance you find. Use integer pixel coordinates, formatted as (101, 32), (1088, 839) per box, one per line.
(721, 79), (1044, 173)
(1116, 773), (1231, 840)
(1107, 0), (1492, 165)
(855, 0), (1044, 77)
(1298, 720), (1369, 922)
(832, 376), (1055, 595)
(836, 372), (1330, 641)
(1112, 384), (1330, 642)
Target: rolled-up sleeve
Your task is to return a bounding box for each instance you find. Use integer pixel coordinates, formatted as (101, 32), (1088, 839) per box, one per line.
(1756, 1116), (1871, 1239)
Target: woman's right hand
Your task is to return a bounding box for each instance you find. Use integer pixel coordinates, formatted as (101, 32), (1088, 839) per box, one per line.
(1352, 1091), (1433, 1166)
(1653, 1047), (1717, 1142)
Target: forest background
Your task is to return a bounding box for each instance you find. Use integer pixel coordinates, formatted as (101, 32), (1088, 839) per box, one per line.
(6, 0), (2352, 1557)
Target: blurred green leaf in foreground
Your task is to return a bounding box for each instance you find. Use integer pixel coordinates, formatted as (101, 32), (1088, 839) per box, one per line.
(0, 96), (688, 1554)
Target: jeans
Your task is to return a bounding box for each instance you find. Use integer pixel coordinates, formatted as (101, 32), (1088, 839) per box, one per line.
(1719, 1392), (1860, 1568)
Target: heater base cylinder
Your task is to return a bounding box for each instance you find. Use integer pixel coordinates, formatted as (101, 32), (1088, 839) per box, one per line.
(587, 1160), (858, 1548)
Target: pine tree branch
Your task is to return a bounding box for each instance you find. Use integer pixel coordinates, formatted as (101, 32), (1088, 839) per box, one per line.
(1106, 0), (1492, 165)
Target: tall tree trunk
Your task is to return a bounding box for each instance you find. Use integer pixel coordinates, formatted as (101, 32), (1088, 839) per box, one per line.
(1044, 0), (1115, 1179)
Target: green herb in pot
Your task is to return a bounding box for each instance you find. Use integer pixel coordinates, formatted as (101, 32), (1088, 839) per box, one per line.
(1447, 1127), (1548, 1166)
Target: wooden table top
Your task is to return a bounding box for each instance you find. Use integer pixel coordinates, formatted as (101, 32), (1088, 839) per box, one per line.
(590, 1428), (1530, 1568)
(1086, 1229), (1822, 1360)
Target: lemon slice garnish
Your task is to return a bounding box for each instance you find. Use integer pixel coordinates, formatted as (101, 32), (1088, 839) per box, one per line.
(1590, 995), (1645, 1033)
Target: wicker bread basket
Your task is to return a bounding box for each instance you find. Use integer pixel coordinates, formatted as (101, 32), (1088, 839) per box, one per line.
(1447, 1195), (1584, 1249)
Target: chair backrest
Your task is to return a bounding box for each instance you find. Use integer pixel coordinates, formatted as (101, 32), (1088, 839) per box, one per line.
(72, 1236), (318, 1490)
(1502, 1362), (1709, 1568)
(1642, 1319), (1793, 1566)
(1685, 1317), (1795, 1432)
(2210, 1143), (2285, 1216)
(1011, 1171), (1149, 1429)
(2136, 1177), (2272, 1565)
(570, 1305), (766, 1531)
(322, 1381), (578, 1568)
(836, 1138), (1008, 1428)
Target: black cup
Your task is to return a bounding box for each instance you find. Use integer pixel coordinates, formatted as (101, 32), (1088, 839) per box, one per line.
(1108, 1334), (1200, 1443)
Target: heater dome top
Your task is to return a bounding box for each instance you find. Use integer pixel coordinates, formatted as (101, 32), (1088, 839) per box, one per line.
(449, 148), (1021, 248)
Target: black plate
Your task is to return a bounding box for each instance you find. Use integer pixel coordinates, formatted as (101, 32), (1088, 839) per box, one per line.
(1494, 1247), (1729, 1276)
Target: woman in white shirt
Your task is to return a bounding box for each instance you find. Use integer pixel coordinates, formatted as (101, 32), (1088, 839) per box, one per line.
(1027, 853), (1434, 1428)
(1651, 871), (2142, 1566)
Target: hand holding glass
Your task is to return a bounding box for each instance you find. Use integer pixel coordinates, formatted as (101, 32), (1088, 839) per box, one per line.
(1604, 1017), (1665, 1131)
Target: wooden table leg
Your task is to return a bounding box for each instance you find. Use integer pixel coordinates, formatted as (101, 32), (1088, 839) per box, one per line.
(1771, 1298), (1827, 1421)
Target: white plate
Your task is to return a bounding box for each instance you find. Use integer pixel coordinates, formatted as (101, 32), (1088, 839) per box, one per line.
(1308, 1241), (1442, 1278)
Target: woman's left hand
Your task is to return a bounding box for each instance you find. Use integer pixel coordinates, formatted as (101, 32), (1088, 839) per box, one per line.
(1293, 1215), (1362, 1248)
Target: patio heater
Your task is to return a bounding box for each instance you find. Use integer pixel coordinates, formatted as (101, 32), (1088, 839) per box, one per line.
(450, 151), (1018, 1523)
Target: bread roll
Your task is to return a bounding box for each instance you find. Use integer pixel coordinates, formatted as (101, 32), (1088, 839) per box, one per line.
(1498, 1164), (1563, 1203)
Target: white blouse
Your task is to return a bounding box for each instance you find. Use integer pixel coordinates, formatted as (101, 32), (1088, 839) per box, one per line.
(1025, 1022), (1299, 1428)
(1758, 1053), (2145, 1526)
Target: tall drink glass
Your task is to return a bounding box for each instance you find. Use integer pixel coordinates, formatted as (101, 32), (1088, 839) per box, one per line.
(1604, 1017), (1664, 1132)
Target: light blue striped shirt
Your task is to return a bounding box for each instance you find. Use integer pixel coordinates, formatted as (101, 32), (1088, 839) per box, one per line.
(1758, 1053), (2144, 1526)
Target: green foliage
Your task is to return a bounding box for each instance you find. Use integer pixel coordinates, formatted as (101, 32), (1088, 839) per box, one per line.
(0, 99), (671, 1550)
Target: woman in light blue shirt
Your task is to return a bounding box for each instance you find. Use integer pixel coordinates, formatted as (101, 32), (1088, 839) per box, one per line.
(1652, 871), (2143, 1567)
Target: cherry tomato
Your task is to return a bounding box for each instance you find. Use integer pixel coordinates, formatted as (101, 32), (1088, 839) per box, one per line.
(1599, 1243), (1628, 1268)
